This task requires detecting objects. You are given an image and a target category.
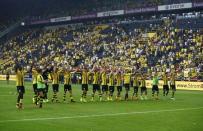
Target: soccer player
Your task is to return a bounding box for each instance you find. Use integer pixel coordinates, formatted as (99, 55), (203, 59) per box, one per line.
(140, 74), (147, 100)
(36, 68), (46, 108)
(50, 67), (62, 103)
(152, 72), (159, 100)
(79, 67), (89, 102)
(15, 66), (25, 109)
(163, 72), (169, 96)
(108, 70), (115, 101)
(32, 68), (38, 104)
(91, 66), (102, 101)
(101, 68), (108, 101)
(42, 66), (51, 103)
(115, 70), (122, 100)
(170, 72), (176, 100)
(132, 73), (139, 100)
(63, 67), (75, 102)
(123, 69), (131, 100)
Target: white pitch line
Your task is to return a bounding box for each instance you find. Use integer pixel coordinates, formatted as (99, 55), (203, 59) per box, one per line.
(0, 107), (203, 123)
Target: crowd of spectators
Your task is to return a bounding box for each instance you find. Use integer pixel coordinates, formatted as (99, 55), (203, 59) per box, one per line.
(0, 15), (202, 81)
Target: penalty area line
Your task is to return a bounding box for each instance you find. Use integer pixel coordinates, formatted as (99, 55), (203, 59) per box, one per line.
(0, 107), (203, 123)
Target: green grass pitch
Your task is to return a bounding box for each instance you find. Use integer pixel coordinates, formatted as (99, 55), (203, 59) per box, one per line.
(0, 80), (203, 131)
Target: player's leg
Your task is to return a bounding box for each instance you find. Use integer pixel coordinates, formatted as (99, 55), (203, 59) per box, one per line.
(52, 84), (59, 102)
(109, 86), (114, 101)
(68, 85), (75, 102)
(144, 87), (148, 100)
(63, 84), (67, 102)
(52, 84), (55, 102)
(38, 89), (44, 108)
(82, 84), (88, 102)
(97, 85), (102, 101)
(33, 84), (38, 103)
(171, 85), (176, 99)
(16, 86), (25, 109)
(116, 86), (122, 100)
(140, 87), (144, 100)
(16, 86), (21, 108)
(152, 85), (155, 99)
(124, 84), (129, 100)
(166, 85), (169, 96)
(132, 86), (138, 100)
(44, 83), (49, 102)
(91, 84), (96, 101)
(55, 84), (59, 102)
(163, 85), (166, 96)
(156, 86), (159, 99)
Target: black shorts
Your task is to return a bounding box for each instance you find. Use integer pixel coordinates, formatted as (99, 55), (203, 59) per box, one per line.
(82, 84), (88, 91)
(141, 86), (147, 93)
(37, 88), (45, 93)
(124, 84), (130, 91)
(133, 86), (138, 93)
(117, 86), (122, 92)
(152, 85), (159, 92)
(102, 85), (108, 92)
(6, 77), (9, 80)
(52, 84), (59, 92)
(109, 86), (114, 93)
(170, 85), (176, 91)
(163, 85), (169, 91)
(64, 84), (72, 91)
(17, 86), (25, 94)
(33, 84), (37, 93)
(93, 84), (100, 91)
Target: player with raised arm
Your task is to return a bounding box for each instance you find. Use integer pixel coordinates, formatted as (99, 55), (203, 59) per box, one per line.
(115, 68), (122, 101)
(163, 72), (169, 96)
(78, 66), (90, 102)
(132, 73), (139, 100)
(101, 67), (108, 101)
(63, 66), (75, 102)
(50, 66), (62, 103)
(108, 69), (115, 101)
(140, 74), (147, 100)
(170, 72), (176, 100)
(123, 69), (132, 100)
(91, 66), (102, 102)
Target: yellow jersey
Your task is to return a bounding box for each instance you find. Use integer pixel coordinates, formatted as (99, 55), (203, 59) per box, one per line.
(82, 71), (89, 84)
(163, 74), (168, 85)
(32, 69), (38, 84)
(16, 70), (24, 86)
(133, 77), (139, 87)
(50, 72), (60, 84)
(170, 75), (176, 85)
(93, 71), (100, 84)
(124, 73), (131, 84)
(115, 73), (122, 86)
(140, 79), (146, 87)
(108, 73), (114, 86)
(64, 71), (71, 85)
(101, 72), (107, 85)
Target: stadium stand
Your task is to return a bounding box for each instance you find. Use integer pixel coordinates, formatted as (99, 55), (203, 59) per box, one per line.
(0, 0), (202, 82)
(0, 13), (202, 81)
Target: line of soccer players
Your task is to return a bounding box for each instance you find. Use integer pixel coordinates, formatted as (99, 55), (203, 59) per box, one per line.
(15, 65), (176, 109)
